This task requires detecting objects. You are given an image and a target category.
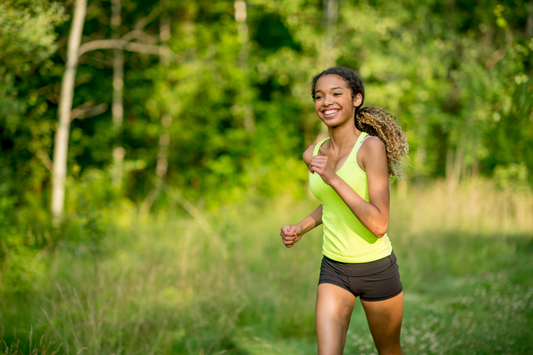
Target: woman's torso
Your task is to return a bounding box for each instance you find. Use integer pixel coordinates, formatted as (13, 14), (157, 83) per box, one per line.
(309, 132), (392, 263)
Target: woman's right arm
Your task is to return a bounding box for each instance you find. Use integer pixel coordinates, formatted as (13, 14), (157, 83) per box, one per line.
(280, 144), (322, 248)
(280, 205), (323, 248)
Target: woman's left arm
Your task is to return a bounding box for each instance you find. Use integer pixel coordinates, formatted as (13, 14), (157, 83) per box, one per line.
(308, 137), (389, 238)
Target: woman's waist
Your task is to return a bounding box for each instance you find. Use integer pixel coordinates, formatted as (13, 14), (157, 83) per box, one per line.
(322, 250), (397, 276)
(321, 226), (392, 263)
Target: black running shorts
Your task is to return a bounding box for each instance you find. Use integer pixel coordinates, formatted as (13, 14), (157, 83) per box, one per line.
(318, 251), (403, 302)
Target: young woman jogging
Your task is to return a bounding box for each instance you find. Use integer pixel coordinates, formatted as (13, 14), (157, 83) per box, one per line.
(280, 67), (408, 355)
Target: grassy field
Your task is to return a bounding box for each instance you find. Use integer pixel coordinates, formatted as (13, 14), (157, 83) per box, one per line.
(1, 179), (533, 354)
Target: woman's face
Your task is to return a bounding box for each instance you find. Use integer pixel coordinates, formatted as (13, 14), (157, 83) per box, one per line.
(314, 74), (362, 128)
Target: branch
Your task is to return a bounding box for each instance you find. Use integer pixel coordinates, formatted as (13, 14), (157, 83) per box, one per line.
(121, 29), (158, 44)
(78, 39), (178, 62)
(71, 102), (108, 120)
(134, 5), (162, 30)
(79, 39), (126, 54)
(125, 42), (175, 60)
(71, 99), (95, 112)
(37, 150), (53, 172)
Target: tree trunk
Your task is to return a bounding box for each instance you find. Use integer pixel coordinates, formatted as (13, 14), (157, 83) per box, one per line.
(140, 10), (172, 213)
(111, 0), (125, 187)
(322, 0), (338, 68)
(112, 0), (123, 134)
(155, 12), (171, 187)
(446, 145), (463, 192)
(51, 0), (87, 222)
(155, 10), (172, 186)
(316, 0), (338, 142)
(234, 0), (255, 132)
(526, 3), (533, 37)
(155, 114), (172, 182)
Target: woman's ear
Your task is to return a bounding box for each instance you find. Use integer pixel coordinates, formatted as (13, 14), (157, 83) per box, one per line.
(353, 93), (363, 108)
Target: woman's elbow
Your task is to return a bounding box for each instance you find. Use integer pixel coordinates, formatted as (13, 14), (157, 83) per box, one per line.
(373, 222), (388, 239)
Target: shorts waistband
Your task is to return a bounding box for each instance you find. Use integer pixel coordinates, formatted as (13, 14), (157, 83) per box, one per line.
(322, 250), (397, 277)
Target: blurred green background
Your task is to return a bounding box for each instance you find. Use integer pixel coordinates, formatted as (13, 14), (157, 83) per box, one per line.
(1, 0), (532, 354)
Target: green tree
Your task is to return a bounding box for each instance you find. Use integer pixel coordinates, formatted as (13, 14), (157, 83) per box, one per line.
(0, 0), (66, 291)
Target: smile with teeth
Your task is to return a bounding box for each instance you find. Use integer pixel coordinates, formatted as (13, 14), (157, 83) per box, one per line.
(323, 109), (340, 116)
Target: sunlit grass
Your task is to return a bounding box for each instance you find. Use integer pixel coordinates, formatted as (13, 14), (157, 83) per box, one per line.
(1, 178), (532, 354)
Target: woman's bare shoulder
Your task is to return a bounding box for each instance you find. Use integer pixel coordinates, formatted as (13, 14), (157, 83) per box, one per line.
(303, 144), (316, 167)
(359, 136), (387, 171)
(361, 136), (386, 153)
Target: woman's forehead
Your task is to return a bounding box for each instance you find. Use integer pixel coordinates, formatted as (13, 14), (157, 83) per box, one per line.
(316, 74), (348, 89)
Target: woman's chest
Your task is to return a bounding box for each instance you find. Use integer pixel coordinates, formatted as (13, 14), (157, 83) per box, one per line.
(310, 165), (368, 202)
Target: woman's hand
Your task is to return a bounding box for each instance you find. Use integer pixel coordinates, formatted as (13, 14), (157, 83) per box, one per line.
(280, 225), (303, 248)
(309, 155), (338, 186)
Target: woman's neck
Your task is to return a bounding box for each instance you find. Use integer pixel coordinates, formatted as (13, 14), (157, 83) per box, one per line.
(327, 121), (361, 150)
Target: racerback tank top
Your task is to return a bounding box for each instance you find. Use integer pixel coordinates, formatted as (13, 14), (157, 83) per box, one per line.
(309, 132), (392, 263)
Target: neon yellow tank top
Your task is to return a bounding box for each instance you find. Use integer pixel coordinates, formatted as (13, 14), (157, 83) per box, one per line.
(309, 132), (392, 263)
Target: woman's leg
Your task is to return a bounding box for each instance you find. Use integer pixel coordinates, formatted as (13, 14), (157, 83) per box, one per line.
(316, 283), (356, 355)
(360, 291), (404, 355)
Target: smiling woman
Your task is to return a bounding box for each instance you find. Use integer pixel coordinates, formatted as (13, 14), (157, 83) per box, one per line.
(280, 67), (409, 355)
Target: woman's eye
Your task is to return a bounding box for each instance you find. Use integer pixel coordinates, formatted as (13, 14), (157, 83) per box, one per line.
(315, 95), (322, 100)
(334, 93), (342, 96)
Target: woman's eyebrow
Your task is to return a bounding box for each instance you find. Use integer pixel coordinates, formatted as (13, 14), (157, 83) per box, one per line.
(314, 86), (344, 94)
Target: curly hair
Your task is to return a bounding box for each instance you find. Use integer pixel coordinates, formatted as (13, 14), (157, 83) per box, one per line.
(311, 67), (409, 178)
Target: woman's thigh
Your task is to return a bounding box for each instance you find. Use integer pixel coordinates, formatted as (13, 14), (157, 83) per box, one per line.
(360, 291), (404, 355)
(316, 283), (356, 355)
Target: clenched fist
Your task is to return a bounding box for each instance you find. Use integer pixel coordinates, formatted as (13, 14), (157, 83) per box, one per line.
(309, 155), (338, 185)
(280, 225), (303, 248)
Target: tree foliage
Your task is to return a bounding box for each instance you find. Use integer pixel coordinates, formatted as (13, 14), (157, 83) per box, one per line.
(0, 0), (532, 221)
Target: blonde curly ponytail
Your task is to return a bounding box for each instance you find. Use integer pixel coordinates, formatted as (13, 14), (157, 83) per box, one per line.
(356, 107), (409, 178)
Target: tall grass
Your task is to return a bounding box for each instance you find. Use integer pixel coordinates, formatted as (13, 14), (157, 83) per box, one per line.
(1, 178), (532, 354)
(397, 178), (533, 237)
